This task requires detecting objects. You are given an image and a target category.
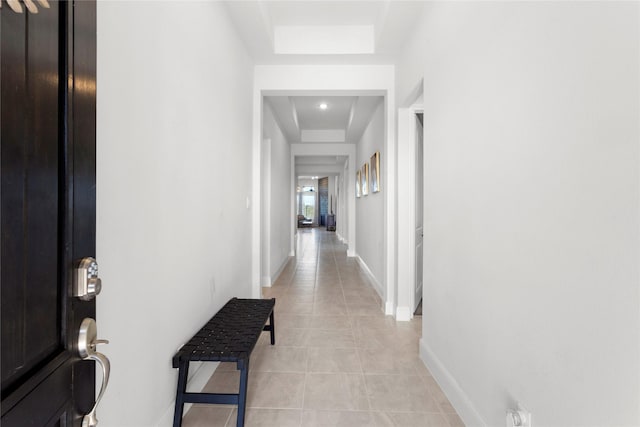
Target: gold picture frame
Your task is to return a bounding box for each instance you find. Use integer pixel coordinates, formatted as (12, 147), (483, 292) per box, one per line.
(371, 151), (380, 193)
(362, 163), (369, 196)
(356, 170), (361, 198)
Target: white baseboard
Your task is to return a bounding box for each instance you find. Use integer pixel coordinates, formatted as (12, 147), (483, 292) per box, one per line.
(384, 301), (395, 316)
(271, 255), (293, 284)
(355, 255), (382, 297)
(395, 305), (412, 321)
(156, 361), (219, 427)
(261, 255), (294, 288)
(355, 255), (384, 300)
(419, 338), (486, 427)
(354, 256), (394, 315)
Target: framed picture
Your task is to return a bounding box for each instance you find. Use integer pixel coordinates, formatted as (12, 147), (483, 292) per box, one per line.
(356, 170), (361, 198)
(362, 163), (369, 196)
(371, 151), (380, 193)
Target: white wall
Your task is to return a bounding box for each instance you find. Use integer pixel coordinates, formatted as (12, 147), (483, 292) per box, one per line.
(355, 102), (385, 297)
(395, 18), (425, 112)
(402, 2), (640, 425)
(268, 119), (292, 271)
(96, 2), (254, 425)
(262, 103), (292, 285)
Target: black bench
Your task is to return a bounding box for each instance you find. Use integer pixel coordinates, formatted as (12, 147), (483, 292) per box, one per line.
(172, 298), (276, 427)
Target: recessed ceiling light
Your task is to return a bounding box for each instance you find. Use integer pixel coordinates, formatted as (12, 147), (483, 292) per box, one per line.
(319, 103), (328, 110)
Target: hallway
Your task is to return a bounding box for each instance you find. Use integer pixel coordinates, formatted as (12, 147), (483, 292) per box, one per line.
(183, 229), (462, 427)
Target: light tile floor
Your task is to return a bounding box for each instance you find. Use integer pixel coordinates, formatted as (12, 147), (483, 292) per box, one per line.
(183, 229), (464, 427)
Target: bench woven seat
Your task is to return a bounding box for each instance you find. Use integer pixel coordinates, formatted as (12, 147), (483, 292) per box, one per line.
(172, 297), (276, 427)
(172, 298), (275, 366)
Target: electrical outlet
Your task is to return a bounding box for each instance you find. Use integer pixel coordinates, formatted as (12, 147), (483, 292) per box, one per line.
(507, 403), (532, 427)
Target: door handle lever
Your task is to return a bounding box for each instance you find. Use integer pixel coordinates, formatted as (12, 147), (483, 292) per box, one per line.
(77, 318), (110, 427)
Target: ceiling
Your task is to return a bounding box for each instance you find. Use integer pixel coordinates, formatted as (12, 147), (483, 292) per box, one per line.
(224, 1), (425, 65)
(266, 95), (383, 177)
(265, 95), (382, 144)
(296, 156), (349, 179)
(226, 1), (420, 177)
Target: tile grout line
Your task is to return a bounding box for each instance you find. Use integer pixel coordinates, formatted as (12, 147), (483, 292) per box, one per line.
(301, 229), (321, 423)
(330, 231), (374, 413)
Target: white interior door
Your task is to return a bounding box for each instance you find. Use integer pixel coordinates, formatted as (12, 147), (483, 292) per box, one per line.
(414, 113), (424, 312)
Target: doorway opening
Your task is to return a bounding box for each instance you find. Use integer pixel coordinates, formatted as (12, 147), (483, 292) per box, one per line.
(297, 177), (318, 227)
(396, 94), (424, 321)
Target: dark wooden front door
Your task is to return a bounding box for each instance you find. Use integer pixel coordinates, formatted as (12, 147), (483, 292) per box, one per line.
(1, 1), (98, 425)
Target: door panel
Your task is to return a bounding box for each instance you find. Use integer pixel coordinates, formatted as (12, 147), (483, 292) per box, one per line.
(1, 356), (71, 427)
(0, 5), (29, 391)
(414, 113), (424, 312)
(1, 1), (97, 424)
(1, 0), (62, 395)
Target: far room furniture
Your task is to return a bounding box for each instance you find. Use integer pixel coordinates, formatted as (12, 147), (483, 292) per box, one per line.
(326, 214), (336, 231)
(297, 214), (313, 228)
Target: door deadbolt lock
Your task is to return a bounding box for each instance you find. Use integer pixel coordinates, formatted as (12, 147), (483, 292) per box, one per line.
(74, 257), (102, 301)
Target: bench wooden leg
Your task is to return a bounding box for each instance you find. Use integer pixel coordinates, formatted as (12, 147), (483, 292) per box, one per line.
(269, 311), (275, 345)
(237, 361), (250, 427)
(173, 361), (189, 427)
(262, 311), (276, 346)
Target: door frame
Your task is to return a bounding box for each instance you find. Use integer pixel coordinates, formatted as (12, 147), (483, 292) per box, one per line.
(396, 102), (424, 321)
